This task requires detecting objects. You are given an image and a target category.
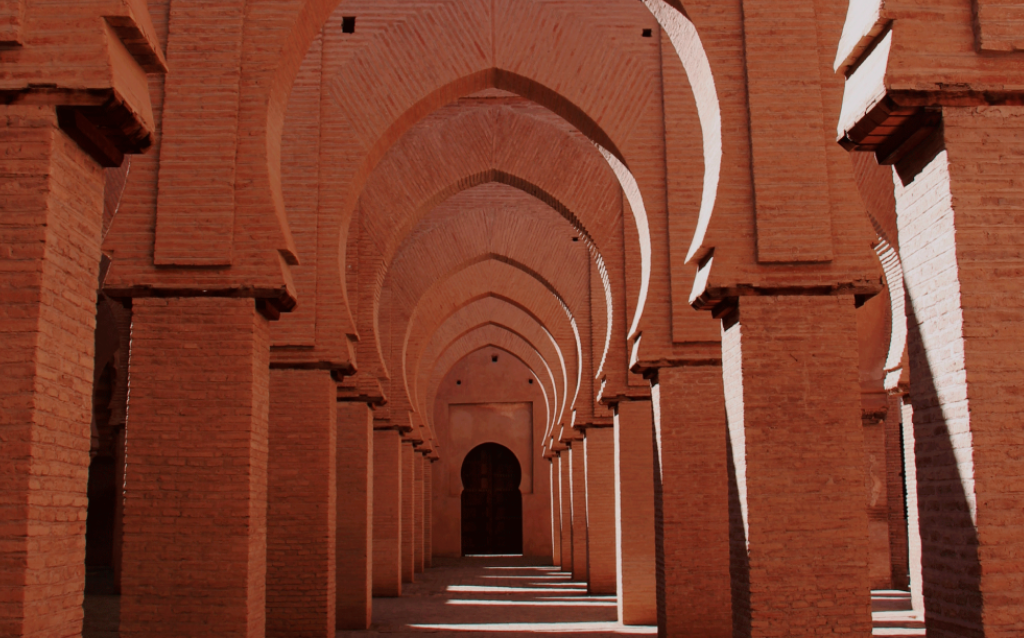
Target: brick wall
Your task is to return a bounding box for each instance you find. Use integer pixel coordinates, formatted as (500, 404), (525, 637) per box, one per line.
(121, 297), (270, 638)
(584, 428), (616, 595)
(413, 454), (424, 573)
(336, 402), (372, 630)
(896, 107), (1024, 637)
(559, 454), (573, 573)
(401, 441), (415, 583)
(725, 296), (871, 638)
(570, 445), (589, 583)
(652, 367), (731, 637)
(0, 105), (103, 638)
(614, 400), (657, 626)
(266, 369), (336, 637)
(424, 461), (433, 568)
(372, 429), (402, 597)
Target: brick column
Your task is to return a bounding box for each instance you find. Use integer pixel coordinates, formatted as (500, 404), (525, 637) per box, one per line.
(336, 402), (373, 629)
(893, 108), (1024, 637)
(722, 296), (871, 638)
(266, 369), (337, 638)
(863, 410), (894, 590)
(651, 367), (731, 637)
(569, 445), (588, 583)
(884, 394), (910, 592)
(401, 440), (415, 583)
(424, 460), (433, 568)
(585, 427), (616, 595)
(614, 400), (657, 625)
(549, 459), (561, 566)
(121, 298), (271, 638)
(559, 453), (573, 572)
(414, 453), (424, 573)
(372, 429), (401, 597)
(0, 106), (104, 638)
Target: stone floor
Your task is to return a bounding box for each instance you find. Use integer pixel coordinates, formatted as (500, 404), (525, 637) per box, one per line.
(82, 558), (927, 637)
(338, 556), (653, 636)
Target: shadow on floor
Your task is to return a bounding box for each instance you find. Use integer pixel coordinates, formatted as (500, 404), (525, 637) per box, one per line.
(338, 555), (652, 637)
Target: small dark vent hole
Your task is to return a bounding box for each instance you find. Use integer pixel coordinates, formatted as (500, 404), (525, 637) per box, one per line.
(642, 28), (653, 38)
(456, 380), (462, 386)
(492, 355), (499, 362)
(572, 236), (579, 242)
(342, 16), (356, 33)
(528, 379), (534, 385)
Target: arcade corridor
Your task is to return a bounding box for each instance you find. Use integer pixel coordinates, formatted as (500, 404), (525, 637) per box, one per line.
(83, 557), (926, 638)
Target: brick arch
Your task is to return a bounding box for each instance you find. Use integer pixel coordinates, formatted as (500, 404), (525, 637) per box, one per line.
(413, 298), (572, 438)
(379, 184), (598, 405)
(427, 327), (558, 437)
(401, 264), (579, 433)
(426, 319), (561, 442)
(258, 0), (717, 336)
(353, 105), (627, 382)
(393, 255), (582, 423)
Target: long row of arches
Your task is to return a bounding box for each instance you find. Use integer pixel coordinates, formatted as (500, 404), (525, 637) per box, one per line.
(3, 0), (1023, 637)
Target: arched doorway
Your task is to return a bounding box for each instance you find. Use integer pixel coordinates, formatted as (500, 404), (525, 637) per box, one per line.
(461, 443), (523, 555)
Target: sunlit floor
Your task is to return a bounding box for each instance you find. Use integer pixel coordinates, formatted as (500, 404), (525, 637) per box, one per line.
(338, 555), (654, 637)
(81, 559), (927, 637)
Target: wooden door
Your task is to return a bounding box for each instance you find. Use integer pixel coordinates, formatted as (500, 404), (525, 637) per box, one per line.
(461, 443), (523, 555)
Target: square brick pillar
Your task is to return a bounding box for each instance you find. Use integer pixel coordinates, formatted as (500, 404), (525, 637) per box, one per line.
(400, 440), (415, 583)
(549, 460), (561, 566)
(336, 402), (373, 629)
(585, 427), (616, 595)
(884, 394), (910, 592)
(121, 298), (271, 638)
(651, 367), (731, 637)
(722, 296), (872, 638)
(893, 108), (1024, 637)
(372, 429), (401, 597)
(863, 411), (894, 590)
(614, 400), (657, 626)
(0, 106), (104, 638)
(559, 452), (573, 572)
(414, 453), (424, 573)
(266, 369), (337, 638)
(424, 460), (433, 568)
(569, 445), (588, 583)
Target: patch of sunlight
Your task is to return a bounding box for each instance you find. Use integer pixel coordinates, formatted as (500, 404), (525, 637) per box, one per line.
(408, 621), (657, 634)
(481, 574), (571, 580)
(445, 598), (616, 607)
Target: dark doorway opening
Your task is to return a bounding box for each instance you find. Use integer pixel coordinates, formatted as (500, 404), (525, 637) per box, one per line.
(461, 443), (523, 555)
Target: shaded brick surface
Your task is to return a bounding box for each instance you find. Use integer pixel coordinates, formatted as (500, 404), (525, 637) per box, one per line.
(614, 401), (656, 626)
(266, 369), (336, 637)
(0, 106), (103, 638)
(652, 367), (731, 637)
(372, 430), (402, 598)
(120, 298), (270, 638)
(723, 296), (872, 638)
(585, 428), (616, 596)
(570, 445), (589, 584)
(337, 402), (373, 630)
